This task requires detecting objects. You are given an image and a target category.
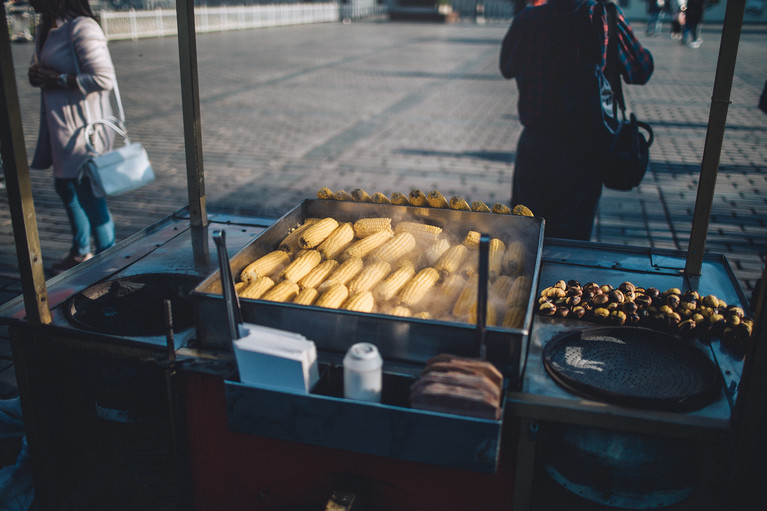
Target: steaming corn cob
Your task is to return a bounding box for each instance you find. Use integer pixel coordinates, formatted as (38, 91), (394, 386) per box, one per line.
(293, 287), (319, 306)
(317, 222), (354, 260)
(372, 192), (391, 204)
(398, 267), (440, 307)
(449, 196), (471, 211)
(453, 275), (479, 318)
(370, 232), (416, 263)
(341, 229), (393, 260)
(390, 192), (410, 205)
(334, 190), (353, 201)
(492, 203), (512, 215)
(240, 250), (290, 282)
(278, 219), (320, 253)
(512, 204), (534, 217)
(280, 250), (322, 282)
(373, 262), (416, 302)
(506, 275), (531, 307)
(409, 189), (429, 207)
(299, 217), (339, 249)
(261, 280), (300, 303)
(319, 257), (364, 291)
(395, 221), (443, 245)
(503, 241), (526, 275)
(502, 307), (526, 329)
(468, 302), (498, 326)
(413, 311), (432, 320)
(431, 273), (466, 318)
(235, 281), (248, 293)
(353, 217), (393, 238)
(427, 190), (449, 208)
(462, 230), (481, 248)
(317, 187), (334, 200)
(471, 201), (492, 213)
(420, 238), (450, 267)
(390, 305), (412, 317)
(315, 283), (349, 309)
(298, 259), (339, 289)
(351, 188), (373, 202)
(435, 244), (469, 274)
(489, 238), (506, 276)
(342, 291), (375, 313)
(490, 275), (515, 303)
(459, 255), (479, 278)
(348, 261), (391, 294)
(238, 276), (276, 300)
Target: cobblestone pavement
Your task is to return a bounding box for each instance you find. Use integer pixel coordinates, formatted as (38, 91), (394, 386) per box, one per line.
(1, 17), (766, 309)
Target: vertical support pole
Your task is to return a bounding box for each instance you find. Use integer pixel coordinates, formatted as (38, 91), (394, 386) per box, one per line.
(176, 0), (208, 228)
(685, 0), (746, 275)
(511, 419), (538, 511)
(0, 7), (51, 325)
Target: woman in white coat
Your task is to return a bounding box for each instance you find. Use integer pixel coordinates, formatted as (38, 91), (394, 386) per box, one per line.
(28, 0), (116, 273)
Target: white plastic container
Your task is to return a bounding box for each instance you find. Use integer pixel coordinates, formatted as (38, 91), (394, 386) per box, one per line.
(343, 342), (383, 403)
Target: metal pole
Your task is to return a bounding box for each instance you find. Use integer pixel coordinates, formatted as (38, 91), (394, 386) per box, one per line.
(685, 0), (746, 275)
(0, 7), (51, 325)
(176, 0), (208, 228)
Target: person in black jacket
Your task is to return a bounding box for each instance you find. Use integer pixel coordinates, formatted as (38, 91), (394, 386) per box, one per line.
(681, 0), (705, 47)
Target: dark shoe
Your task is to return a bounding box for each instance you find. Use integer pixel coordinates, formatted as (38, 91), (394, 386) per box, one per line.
(52, 251), (93, 275)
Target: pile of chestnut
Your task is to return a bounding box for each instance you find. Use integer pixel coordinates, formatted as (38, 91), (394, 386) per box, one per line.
(537, 280), (754, 344)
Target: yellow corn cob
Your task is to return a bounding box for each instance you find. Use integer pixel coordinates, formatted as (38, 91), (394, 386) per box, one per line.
(240, 250), (291, 282)
(334, 190), (353, 201)
(353, 217), (393, 238)
(471, 201), (492, 213)
(319, 257), (364, 291)
(298, 259), (339, 289)
(314, 283), (349, 309)
(238, 276), (275, 300)
(280, 249), (322, 282)
(261, 280), (299, 303)
(453, 275), (479, 318)
(435, 244), (469, 274)
(409, 189), (429, 207)
(389, 305), (412, 317)
(459, 256), (479, 278)
(278, 219), (320, 253)
(489, 238), (506, 276)
(413, 311), (432, 320)
(317, 187), (334, 200)
(373, 262), (416, 303)
(492, 203), (512, 215)
(317, 222), (354, 260)
(293, 287), (319, 306)
(462, 230), (481, 249)
(427, 190), (449, 208)
(506, 275), (532, 307)
(431, 273), (467, 318)
(370, 232), (416, 263)
(342, 291), (375, 313)
(351, 188), (373, 203)
(449, 196), (471, 211)
(512, 204), (534, 217)
(468, 302), (498, 326)
(348, 261), (391, 294)
(394, 221), (443, 245)
(420, 238), (451, 267)
(235, 281), (248, 293)
(398, 267), (440, 307)
(490, 275), (515, 303)
(341, 229), (393, 260)
(299, 217), (339, 249)
(502, 307), (526, 329)
(372, 192), (391, 204)
(503, 240), (526, 275)
(390, 192), (410, 205)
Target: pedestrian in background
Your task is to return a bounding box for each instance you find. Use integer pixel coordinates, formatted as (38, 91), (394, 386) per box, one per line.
(669, 0), (685, 39)
(645, 0), (666, 36)
(681, 0), (705, 47)
(27, 0), (117, 274)
(499, 0), (653, 240)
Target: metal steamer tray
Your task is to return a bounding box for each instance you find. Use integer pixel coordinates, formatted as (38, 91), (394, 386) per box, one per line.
(193, 199), (545, 387)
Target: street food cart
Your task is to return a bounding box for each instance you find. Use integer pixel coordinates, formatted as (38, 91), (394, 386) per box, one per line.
(0, 1), (764, 510)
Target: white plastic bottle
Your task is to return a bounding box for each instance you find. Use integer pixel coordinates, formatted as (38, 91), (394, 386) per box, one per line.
(343, 342), (383, 403)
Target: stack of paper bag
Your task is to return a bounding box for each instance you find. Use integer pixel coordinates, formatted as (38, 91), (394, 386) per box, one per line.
(233, 323), (319, 393)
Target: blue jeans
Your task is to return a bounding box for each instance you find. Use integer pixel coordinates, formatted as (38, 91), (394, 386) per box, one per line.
(54, 177), (115, 255)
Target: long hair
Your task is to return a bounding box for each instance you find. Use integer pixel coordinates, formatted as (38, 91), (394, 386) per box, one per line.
(51, 0), (96, 20)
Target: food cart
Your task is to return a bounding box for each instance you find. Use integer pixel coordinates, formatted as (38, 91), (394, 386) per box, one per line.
(0, 1), (764, 510)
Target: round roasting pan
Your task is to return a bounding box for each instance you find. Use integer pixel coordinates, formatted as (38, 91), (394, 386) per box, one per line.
(543, 326), (721, 412)
(65, 273), (200, 337)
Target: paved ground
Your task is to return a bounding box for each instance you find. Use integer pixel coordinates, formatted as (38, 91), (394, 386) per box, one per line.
(1, 16), (766, 391)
